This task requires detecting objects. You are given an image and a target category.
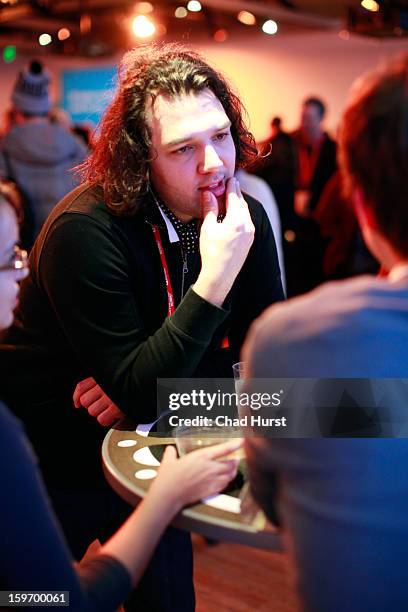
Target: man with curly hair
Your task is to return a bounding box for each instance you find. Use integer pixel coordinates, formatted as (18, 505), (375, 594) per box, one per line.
(0, 44), (283, 610)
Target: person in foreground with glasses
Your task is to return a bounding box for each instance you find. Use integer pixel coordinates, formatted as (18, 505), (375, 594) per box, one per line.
(0, 192), (241, 609)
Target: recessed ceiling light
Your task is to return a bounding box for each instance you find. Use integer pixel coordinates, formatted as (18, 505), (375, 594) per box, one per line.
(361, 0), (380, 12)
(175, 6), (188, 18)
(187, 1), (202, 13)
(237, 11), (256, 26)
(262, 19), (278, 35)
(39, 33), (52, 46)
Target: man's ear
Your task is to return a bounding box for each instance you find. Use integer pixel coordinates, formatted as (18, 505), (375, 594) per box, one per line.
(353, 187), (376, 232)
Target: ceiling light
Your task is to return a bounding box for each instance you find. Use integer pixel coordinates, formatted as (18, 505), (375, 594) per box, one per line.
(361, 0), (380, 12)
(39, 33), (52, 46)
(175, 6), (188, 18)
(58, 28), (71, 41)
(262, 19), (278, 35)
(187, 1), (202, 13)
(132, 14), (156, 37)
(237, 11), (256, 26)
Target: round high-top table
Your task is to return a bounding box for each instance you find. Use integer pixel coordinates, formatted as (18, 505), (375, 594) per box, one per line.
(102, 421), (282, 551)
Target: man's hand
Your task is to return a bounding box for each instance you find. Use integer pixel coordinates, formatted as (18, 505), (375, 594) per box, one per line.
(193, 177), (255, 307)
(73, 377), (124, 427)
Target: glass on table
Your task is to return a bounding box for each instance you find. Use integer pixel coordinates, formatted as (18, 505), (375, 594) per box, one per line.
(173, 425), (243, 459)
(233, 361), (250, 420)
(232, 361), (248, 393)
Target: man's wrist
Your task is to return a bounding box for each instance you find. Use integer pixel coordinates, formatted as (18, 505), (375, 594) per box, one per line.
(193, 274), (232, 308)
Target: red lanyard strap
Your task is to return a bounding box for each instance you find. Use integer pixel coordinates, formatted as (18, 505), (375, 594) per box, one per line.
(151, 224), (229, 348)
(152, 225), (175, 317)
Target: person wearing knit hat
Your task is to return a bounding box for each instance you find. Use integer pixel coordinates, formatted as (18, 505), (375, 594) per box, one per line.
(12, 60), (51, 116)
(0, 60), (87, 244)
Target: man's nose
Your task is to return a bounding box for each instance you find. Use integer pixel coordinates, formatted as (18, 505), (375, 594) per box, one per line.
(198, 144), (223, 174)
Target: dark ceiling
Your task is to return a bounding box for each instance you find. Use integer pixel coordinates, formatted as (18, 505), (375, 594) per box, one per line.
(0, 1), (407, 57)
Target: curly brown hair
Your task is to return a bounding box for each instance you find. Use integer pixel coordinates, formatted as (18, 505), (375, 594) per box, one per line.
(79, 42), (257, 216)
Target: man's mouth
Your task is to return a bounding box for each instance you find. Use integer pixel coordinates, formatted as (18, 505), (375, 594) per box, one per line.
(198, 179), (225, 197)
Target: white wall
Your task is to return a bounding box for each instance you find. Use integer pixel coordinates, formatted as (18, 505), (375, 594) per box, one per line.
(1, 29), (406, 140)
(198, 30), (407, 139)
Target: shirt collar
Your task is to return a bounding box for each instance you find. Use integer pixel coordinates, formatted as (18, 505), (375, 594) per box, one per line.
(157, 204), (179, 244)
(155, 199), (199, 254)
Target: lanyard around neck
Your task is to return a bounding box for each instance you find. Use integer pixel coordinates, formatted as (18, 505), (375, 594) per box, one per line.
(152, 225), (175, 317)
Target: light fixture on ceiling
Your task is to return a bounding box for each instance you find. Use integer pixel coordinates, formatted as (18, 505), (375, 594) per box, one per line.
(237, 11), (256, 26)
(132, 14), (156, 37)
(175, 6), (188, 18)
(58, 28), (71, 41)
(39, 33), (52, 46)
(187, 1), (202, 13)
(262, 19), (278, 35)
(361, 0), (380, 12)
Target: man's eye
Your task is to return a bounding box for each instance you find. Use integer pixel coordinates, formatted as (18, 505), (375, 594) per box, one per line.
(174, 145), (193, 154)
(214, 133), (229, 142)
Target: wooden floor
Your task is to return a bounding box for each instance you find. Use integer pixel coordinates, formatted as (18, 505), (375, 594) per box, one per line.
(192, 535), (300, 612)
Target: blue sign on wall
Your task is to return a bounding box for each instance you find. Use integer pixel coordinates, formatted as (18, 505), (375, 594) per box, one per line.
(61, 67), (117, 125)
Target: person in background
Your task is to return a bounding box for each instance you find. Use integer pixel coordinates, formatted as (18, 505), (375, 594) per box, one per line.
(235, 167), (286, 293)
(0, 60), (87, 245)
(292, 97), (336, 218)
(283, 98), (336, 296)
(251, 116), (297, 237)
(244, 53), (408, 612)
(0, 43), (283, 611)
(0, 192), (240, 608)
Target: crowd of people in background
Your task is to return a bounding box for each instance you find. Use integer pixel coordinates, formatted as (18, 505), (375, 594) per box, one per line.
(250, 95), (379, 296)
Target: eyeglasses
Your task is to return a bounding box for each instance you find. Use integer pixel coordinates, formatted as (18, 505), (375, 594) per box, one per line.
(0, 245), (28, 273)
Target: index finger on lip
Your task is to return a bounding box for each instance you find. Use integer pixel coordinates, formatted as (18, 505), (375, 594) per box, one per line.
(236, 180), (245, 202)
(225, 178), (242, 214)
